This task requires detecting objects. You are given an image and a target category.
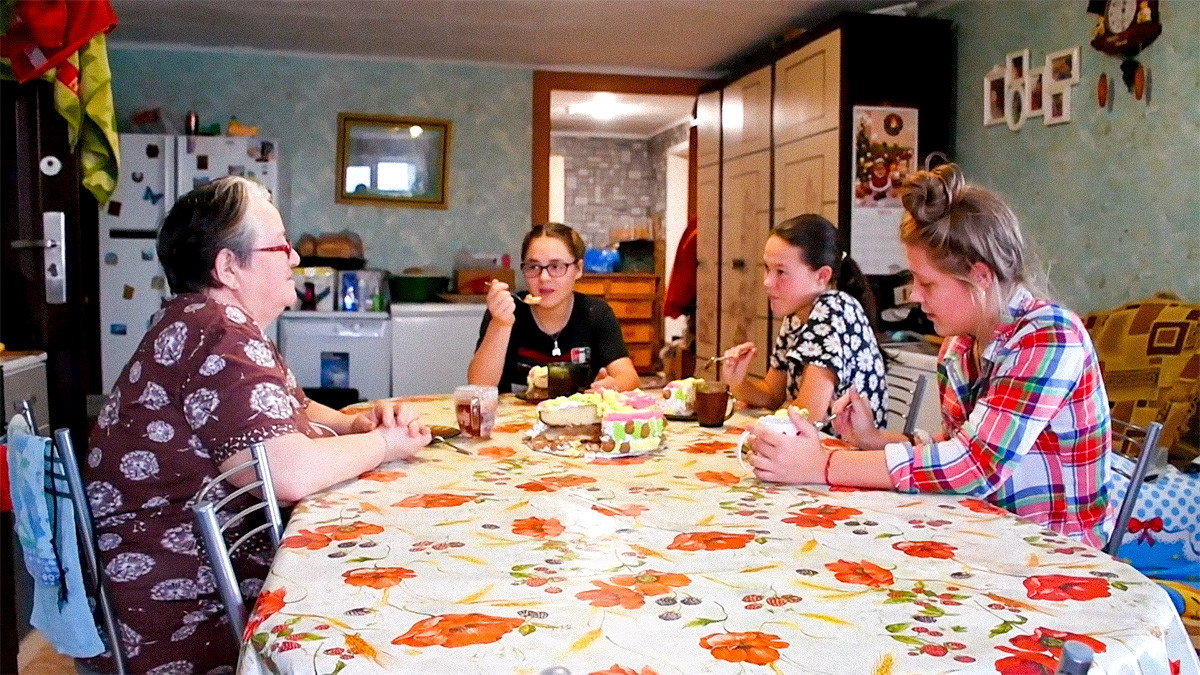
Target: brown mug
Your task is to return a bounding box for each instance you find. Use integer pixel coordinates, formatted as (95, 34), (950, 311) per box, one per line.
(694, 382), (734, 427)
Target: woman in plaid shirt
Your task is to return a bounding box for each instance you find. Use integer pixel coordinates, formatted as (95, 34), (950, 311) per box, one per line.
(747, 163), (1112, 548)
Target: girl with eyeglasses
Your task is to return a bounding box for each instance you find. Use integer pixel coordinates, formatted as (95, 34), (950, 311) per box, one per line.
(468, 222), (640, 393)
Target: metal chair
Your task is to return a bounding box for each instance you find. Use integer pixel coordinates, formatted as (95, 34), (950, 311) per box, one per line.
(17, 400), (128, 674)
(1104, 419), (1163, 556)
(884, 370), (929, 436)
(190, 442), (283, 644)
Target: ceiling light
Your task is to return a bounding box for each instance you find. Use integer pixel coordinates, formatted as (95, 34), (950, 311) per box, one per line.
(567, 93), (640, 121)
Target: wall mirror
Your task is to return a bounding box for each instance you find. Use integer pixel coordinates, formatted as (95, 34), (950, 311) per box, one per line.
(336, 113), (451, 208)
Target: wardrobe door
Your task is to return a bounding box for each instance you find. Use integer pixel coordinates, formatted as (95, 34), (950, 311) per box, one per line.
(774, 128), (840, 226)
(696, 90), (721, 169)
(774, 29), (841, 146)
(721, 66), (772, 161)
(695, 163), (721, 361)
(720, 150), (770, 378)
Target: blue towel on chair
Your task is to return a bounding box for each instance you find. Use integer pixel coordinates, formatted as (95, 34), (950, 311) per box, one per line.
(6, 416), (104, 657)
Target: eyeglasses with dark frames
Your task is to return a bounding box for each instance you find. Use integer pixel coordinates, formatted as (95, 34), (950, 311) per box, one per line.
(520, 260), (577, 278)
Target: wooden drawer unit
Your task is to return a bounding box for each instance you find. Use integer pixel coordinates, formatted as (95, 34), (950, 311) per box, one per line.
(575, 273), (660, 374)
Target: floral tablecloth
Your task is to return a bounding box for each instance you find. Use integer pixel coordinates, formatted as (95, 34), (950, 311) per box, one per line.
(240, 395), (1199, 675)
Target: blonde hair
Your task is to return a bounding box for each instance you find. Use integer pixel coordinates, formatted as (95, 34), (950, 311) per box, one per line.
(899, 163), (1046, 316)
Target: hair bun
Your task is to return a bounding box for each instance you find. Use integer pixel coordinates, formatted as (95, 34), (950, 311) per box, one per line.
(901, 163), (965, 224)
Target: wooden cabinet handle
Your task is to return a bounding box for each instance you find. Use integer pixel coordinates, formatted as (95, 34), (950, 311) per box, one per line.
(731, 259), (746, 269)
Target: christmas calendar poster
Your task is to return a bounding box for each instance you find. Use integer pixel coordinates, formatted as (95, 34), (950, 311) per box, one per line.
(850, 105), (918, 275)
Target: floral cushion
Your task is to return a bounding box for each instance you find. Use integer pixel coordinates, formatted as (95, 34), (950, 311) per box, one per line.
(1084, 293), (1200, 464)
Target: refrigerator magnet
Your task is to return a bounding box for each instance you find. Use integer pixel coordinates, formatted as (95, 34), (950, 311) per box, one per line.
(196, 155), (209, 170)
(110, 324), (127, 336)
(131, 171), (144, 183)
(141, 249), (154, 261)
(146, 144), (160, 158)
(104, 252), (118, 266)
(143, 186), (164, 205)
(122, 284), (135, 300)
(150, 276), (165, 291)
(107, 201), (122, 216)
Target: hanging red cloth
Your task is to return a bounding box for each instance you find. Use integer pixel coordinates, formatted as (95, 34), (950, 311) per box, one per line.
(1, 0), (117, 84)
(663, 216), (698, 319)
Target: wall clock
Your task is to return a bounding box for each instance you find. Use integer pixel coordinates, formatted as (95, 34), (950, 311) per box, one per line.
(1088, 0), (1162, 58)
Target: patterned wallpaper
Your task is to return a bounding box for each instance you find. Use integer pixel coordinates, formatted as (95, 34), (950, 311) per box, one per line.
(929, 0), (1199, 314)
(551, 135), (653, 248)
(107, 47), (532, 276)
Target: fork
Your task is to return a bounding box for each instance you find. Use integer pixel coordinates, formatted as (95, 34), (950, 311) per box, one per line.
(433, 435), (472, 455)
(488, 280), (541, 305)
(699, 354), (730, 371)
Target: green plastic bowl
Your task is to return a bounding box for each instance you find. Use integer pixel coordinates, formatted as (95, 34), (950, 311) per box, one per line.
(388, 275), (449, 302)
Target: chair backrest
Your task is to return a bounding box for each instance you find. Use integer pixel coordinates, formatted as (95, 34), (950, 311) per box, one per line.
(884, 370), (929, 436)
(1104, 419), (1164, 556)
(190, 442), (283, 644)
(18, 400), (128, 674)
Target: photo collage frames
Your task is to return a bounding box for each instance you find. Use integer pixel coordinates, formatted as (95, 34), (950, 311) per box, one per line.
(983, 45), (1079, 129)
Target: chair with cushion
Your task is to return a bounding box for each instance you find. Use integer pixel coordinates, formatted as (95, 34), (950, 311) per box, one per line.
(190, 442), (283, 643)
(884, 371), (929, 436)
(1104, 418), (1163, 556)
(13, 400), (127, 673)
(1084, 293), (1200, 469)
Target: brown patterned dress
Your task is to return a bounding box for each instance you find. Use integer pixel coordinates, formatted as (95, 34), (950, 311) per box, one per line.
(82, 294), (317, 674)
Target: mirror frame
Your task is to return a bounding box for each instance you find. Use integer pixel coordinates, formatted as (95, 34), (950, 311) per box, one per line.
(336, 112), (452, 209)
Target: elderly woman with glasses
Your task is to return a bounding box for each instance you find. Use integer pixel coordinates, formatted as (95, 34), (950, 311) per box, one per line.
(468, 222), (640, 392)
(82, 176), (430, 674)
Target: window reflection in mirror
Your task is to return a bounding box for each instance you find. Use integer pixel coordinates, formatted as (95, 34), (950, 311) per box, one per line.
(336, 113), (451, 209)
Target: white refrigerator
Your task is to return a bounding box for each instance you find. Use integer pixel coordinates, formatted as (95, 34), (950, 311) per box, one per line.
(98, 133), (279, 391)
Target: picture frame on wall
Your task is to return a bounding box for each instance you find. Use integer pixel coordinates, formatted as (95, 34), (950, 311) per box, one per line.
(983, 66), (1006, 126)
(1027, 68), (1045, 117)
(1047, 46), (1080, 85)
(1045, 85), (1071, 125)
(1005, 49), (1029, 88)
(1006, 82), (1026, 131)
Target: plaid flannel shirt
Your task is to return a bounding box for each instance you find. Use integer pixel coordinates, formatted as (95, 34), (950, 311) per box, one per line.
(884, 287), (1112, 548)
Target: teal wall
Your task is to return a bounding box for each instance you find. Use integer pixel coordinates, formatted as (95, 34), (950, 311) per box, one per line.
(107, 48), (532, 276)
(929, 0), (1198, 314)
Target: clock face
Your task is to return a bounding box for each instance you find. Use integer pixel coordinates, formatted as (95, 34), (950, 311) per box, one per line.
(1106, 0), (1137, 33)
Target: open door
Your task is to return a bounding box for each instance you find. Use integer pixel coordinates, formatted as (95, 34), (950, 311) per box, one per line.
(1, 79), (100, 440)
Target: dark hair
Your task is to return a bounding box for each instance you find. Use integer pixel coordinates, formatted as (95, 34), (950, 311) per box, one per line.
(521, 222), (586, 262)
(771, 214), (878, 327)
(157, 176), (265, 294)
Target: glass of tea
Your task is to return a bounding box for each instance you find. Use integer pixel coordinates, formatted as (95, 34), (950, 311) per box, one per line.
(453, 385), (497, 438)
(546, 363), (573, 398)
(694, 381), (732, 427)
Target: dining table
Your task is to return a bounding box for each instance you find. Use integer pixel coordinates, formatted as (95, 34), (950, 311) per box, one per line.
(239, 393), (1199, 674)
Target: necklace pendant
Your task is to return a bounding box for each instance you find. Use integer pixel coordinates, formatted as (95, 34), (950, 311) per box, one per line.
(551, 341), (561, 357)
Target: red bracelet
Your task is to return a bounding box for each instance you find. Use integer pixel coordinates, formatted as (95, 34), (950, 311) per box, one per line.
(823, 449), (839, 485)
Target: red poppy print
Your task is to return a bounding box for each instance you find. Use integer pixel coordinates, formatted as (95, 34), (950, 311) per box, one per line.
(280, 529), (331, 550)
(993, 647), (1060, 674)
(395, 493), (477, 508)
(608, 570), (691, 596)
(391, 613), (525, 648)
(477, 446), (516, 458)
(492, 422), (531, 434)
(699, 631), (789, 666)
(682, 440), (736, 454)
(667, 531), (755, 551)
(314, 521), (384, 540)
(1023, 575), (1110, 602)
(782, 505), (863, 528)
(575, 581), (646, 609)
(696, 470), (740, 485)
(342, 566), (415, 590)
(825, 559), (894, 588)
(243, 587), (286, 639)
(1007, 627), (1106, 658)
(591, 503), (648, 517)
(892, 540), (958, 559)
(517, 474), (597, 492)
(359, 469), (406, 482)
(589, 666), (658, 675)
(590, 455), (651, 465)
(961, 498), (1008, 515)
(512, 516), (565, 539)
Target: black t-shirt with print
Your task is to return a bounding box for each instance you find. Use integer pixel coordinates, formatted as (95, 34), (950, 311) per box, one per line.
(476, 292), (630, 393)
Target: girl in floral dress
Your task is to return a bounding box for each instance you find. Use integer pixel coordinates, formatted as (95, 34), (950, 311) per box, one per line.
(721, 214), (887, 427)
